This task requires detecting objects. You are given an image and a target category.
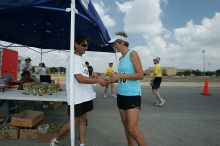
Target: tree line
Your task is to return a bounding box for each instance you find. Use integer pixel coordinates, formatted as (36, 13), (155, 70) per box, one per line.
(176, 69), (220, 76)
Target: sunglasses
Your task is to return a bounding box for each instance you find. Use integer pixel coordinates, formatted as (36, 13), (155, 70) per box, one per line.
(80, 44), (88, 48)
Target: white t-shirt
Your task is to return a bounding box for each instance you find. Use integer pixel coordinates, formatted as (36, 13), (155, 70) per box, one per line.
(39, 67), (46, 75)
(20, 61), (32, 75)
(66, 54), (96, 105)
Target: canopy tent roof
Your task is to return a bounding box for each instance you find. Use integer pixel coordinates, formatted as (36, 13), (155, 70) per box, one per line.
(0, 0), (114, 52)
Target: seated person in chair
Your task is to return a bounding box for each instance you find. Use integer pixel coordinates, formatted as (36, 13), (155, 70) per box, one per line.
(17, 71), (35, 90)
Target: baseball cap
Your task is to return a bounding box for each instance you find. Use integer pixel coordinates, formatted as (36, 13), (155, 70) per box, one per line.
(109, 35), (128, 43)
(154, 57), (160, 61)
(25, 57), (32, 61)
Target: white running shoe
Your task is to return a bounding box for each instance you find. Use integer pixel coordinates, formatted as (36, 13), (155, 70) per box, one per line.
(50, 138), (59, 146)
(158, 99), (165, 107)
(153, 101), (159, 106)
(103, 94), (107, 98)
(112, 94), (117, 98)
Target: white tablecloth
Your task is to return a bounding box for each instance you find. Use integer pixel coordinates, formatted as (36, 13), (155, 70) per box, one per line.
(0, 88), (67, 102)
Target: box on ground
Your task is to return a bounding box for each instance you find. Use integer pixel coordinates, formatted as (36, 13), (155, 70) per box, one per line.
(11, 110), (44, 128)
(0, 129), (19, 139)
(42, 102), (63, 109)
(0, 124), (19, 139)
(20, 129), (38, 139)
(49, 102), (63, 109)
(37, 122), (63, 142)
(37, 132), (56, 142)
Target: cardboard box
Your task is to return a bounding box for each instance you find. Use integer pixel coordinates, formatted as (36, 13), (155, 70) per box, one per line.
(11, 110), (44, 128)
(37, 122), (63, 142)
(37, 132), (56, 142)
(20, 129), (38, 139)
(0, 124), (19, 139)
(41, 102), (63, 109)
(0, 129), (19, 139)
(48, 102), (63, 109)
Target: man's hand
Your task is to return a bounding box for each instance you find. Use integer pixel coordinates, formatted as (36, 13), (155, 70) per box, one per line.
(97, 77), (110, 87)
(110, 73), (121, 83)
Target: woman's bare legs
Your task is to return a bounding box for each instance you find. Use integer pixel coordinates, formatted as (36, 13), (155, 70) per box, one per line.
(119, 108), (147, 146)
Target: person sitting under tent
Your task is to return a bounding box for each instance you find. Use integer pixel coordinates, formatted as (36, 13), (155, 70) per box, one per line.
(20, 57), (32, 76)
(17, 71), (35, 90)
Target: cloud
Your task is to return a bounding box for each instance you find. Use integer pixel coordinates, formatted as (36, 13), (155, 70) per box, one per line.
(116, 0), (164, 36)
(93, 1), (116, 28)
(174, 13), (220, 50)
(115, 1), (132, 13)
(115, 0), (220, 71)
(173, 12), (220, 70)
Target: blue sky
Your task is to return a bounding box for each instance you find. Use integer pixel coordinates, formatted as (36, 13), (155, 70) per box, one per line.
(2, 0), (220, 72)
(87, 0), (220, 72)
(162, 0), (220, 29)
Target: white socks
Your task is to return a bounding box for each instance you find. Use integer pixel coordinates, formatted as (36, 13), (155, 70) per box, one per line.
(80, 144), (85, 146)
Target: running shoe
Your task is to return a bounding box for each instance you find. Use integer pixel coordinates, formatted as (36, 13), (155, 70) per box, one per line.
(158, 99), (166, 107)
(153, 101), (159, 106)
(50, 138), (59, 146)
(112, 94), (117, 98)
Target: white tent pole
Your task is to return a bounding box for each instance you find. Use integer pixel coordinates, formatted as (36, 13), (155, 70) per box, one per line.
(40, 48), (43, 63)
(70, 1), (75, 146)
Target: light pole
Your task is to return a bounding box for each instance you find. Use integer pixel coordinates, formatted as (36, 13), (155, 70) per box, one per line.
(171, 58), (174, 68)
(208, 62), (211, 76)
(201, 49), (206, 76)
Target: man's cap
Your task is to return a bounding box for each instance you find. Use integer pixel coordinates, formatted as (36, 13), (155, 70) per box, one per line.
(109, 62), (113, 65)
(153, 57), (160, 61)
(25, 57), (32, 61)
(109, 35), (128, 43)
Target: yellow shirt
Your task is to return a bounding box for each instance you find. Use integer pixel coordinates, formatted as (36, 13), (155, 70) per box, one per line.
(105, 67), (114, 77)
(153, 64), (162, 77)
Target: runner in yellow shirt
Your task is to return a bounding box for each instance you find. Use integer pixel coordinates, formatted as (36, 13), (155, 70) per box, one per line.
(103, 63), (116, 98)
(150, 57), (165, 107)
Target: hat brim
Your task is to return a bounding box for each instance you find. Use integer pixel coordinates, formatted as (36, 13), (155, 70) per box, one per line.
(109, 38), (117, 43)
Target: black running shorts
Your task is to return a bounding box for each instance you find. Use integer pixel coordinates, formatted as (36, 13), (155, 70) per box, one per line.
(152, 77), (162, 89)
(117, 94), (141, 110)
(68, 100), (93, 117)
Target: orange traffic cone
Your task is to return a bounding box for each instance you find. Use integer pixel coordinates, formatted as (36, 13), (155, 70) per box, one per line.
(200, 78), (211, 96)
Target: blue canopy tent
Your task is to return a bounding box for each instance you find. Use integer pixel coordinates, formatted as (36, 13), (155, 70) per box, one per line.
(0, 0), (113, 52)
(0, 1), (113, 145)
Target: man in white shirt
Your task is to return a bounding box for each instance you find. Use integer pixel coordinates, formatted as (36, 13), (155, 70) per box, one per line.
(20, 57), (32, 76)
(50, 36), (108, 146)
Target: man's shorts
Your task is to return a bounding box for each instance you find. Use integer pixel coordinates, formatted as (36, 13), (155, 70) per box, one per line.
(152, 77), (162, 89)
(117, 94), (141, 110)
(68, 100), (93, 117)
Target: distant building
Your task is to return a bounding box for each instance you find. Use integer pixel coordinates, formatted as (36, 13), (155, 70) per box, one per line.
(163, 67), (177, 76)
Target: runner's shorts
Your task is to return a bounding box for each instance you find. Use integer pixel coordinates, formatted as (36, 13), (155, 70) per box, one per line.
(117, 94), (141, 110)
(152, 77), (162, 89)
(68, 100), (93, 117)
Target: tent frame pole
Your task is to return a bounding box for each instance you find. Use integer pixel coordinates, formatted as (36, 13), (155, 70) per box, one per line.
(69, 1), (75, 146)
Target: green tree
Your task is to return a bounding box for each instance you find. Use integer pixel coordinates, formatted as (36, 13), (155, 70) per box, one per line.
(58, 67), (66, 73)
(191, 70), (202, 76)
(183, 70), (191, 76)
(176, 72), (183, 76)
(216, 70), (220, 76)
(49, 67), (58, 74)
